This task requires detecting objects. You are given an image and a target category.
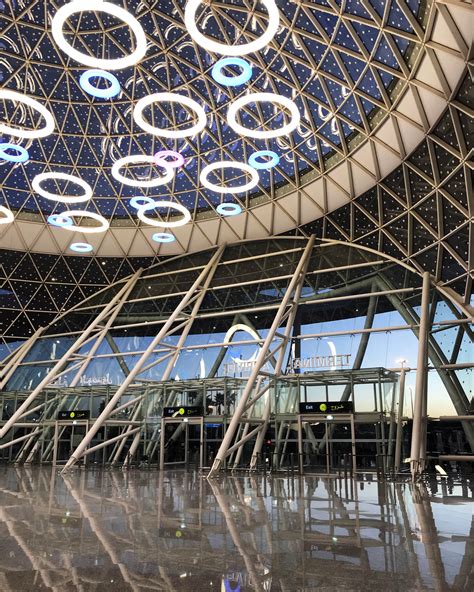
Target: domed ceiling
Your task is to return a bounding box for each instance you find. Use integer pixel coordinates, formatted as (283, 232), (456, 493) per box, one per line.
(0, 0), (470, 256)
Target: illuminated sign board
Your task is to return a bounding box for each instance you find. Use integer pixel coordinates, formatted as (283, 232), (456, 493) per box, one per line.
(299, 401), (354, 414)
(57, 410), (90, 420)
(163, 406), (203, 418)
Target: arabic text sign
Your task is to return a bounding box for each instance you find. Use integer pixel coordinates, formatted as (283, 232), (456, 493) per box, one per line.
(299, 401), (354, 414)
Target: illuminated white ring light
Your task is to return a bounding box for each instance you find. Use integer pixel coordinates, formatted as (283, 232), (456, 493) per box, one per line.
(112, 155), (174, 188)
(0, 143), (29, 163)
(152, 232), (175, 243)
(0, 206), (14, 225)
(79, 69), (121, 99)
(32, 172), (92, 203)
(200, 161), (259, 194)
(154, 150), (185, 168)
(129, 196), (156, 210)
(248, 150), (279, 169)
(47, 214), (74, 228)
(227, 92), (300, 139)
(133, 93), (206, 139)
(211, 57), (252, 86)
(69, 242), (93, 253)
(0, 89), (55, 139)
(136, 200), (191, 228)
(216, 202), (242, 216)
(59, 210), (109, 233)
(184, 0), (280, 56)
(51, 1), (147, 70)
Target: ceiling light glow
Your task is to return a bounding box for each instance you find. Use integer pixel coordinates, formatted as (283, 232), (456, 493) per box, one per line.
(227, 92), (300, 139)
(248, 150), (279, 170)
(0, 143), (29, 163)
(33, 172), (92, 203)
(154, 150), (185, 168)
(57, 210), (109, 233)
(129, 196), (157, 210)
(136, 200), (191, 228)
(211, 57), (253, 86)
(200, 161), (259, 194)
(216, 203), (242, 216)
(0, 205), (14, 225)
(112, 155), (174, 188)
(79, 69), (121, 99)
(47, 214), (74, 228)
(184, 0), (279, 56)
(51, 1), (147, 70)
(134, 93), (207, 139)
(0, 89), (55, 139)
(69, 242), (94, 253)
(152, 232), (175, 243)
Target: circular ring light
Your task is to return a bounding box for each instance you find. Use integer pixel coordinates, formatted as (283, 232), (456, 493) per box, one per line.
(154, 150), (185, 169)
(0, 206), (14, 225)
(79, 69), (121, 98)
(129, 196), (156, 210)
(47, 214), (74, 228)
(248, 150), (280, 170)
(69, 242), (94, 253)
(0, 89), (55, 139)
(200, 161), (259, 194)
(227, 92), (300, 139)
(51, 1), (147, 70)
(184, 0), (279, 56)
(211, 57), (252, 86)
(136, 200), (191, 228)
(0, 143), (29, 163)
(33, 172), (92, 203)
(216, 202), (242, 216)
(152, 232), (175, 243)
(58, 210), (109, 233)
(133, 93), (206, 139)
(112, 155), (174, 188)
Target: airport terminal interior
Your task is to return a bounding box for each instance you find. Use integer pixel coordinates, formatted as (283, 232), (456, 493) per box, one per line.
(0, 0), (472, 590)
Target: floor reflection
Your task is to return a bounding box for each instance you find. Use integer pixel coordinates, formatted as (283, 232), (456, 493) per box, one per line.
(0, 467), (471, 591)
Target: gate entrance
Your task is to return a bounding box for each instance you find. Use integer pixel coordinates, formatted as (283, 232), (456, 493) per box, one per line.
(52, 420), (90, 466)
(159, 417), (203, 470)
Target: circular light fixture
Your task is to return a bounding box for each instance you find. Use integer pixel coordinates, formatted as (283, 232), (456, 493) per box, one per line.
(111, 155), (174, 188)
(129, 196), (156, 210)
(184, 0), (279, 56)
(0, 143), (29, 163)
(32, 172), (92, 203)
(47, 214), (74, 228)
(133, 93), (206, 139)
(58, 210), (109, 233)
(79, 69), (121, 98)
(69, 242), (94, 253)
(152, 232), (175, 243)
(51, 1), (147, 70)
(248, 150), (280, 170)
(154, 150), (185, 169)
(200, 161), (259, 194)
(227, 92), (300, 139)
(0, 205), (14, 225)
(136, 200), (191, 228)
(0, 89), (55, 139)
(216, 202), (242, 216)
(211, 57), (253, 86)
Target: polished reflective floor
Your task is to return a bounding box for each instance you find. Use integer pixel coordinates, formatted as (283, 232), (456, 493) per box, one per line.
(0, 467), (471, 591)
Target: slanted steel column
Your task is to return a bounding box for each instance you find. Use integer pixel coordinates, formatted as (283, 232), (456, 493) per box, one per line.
(61, 245), (225, 472)
(410, 272), (431, 480)
(0, 327), (45, 389)
(208, 235), (315, 478)
(0, 271), (142, 441)
(394, 367), (407, 473)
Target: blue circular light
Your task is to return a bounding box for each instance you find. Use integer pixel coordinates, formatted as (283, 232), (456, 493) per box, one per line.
(79, 69), (121, 99)
(0, 143), (29, 163)
(48, 214), (73, 228)
(248, 150), (280, 170)
(129, 196), (156, 210)
(216, 202), (242, 217)
(152, 232), (175, 243)
(69, 242), (94, 253)
(211, 57), (252, 87)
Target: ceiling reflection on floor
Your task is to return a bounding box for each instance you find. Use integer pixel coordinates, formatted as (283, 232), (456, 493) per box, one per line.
(0, 467), (472, 591)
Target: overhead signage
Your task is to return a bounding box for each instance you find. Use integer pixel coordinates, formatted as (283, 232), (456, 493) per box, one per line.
(163, 406), (203, 418)
(299, 401), (354, 414)
(289, 354), (351, 372)
(57, 410), (90, 420)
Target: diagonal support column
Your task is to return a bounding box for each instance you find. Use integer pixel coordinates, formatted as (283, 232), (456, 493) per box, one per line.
(60, 245), (225, 473)
(0, 327), (45, 389)
(208, 235), (315, 478)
